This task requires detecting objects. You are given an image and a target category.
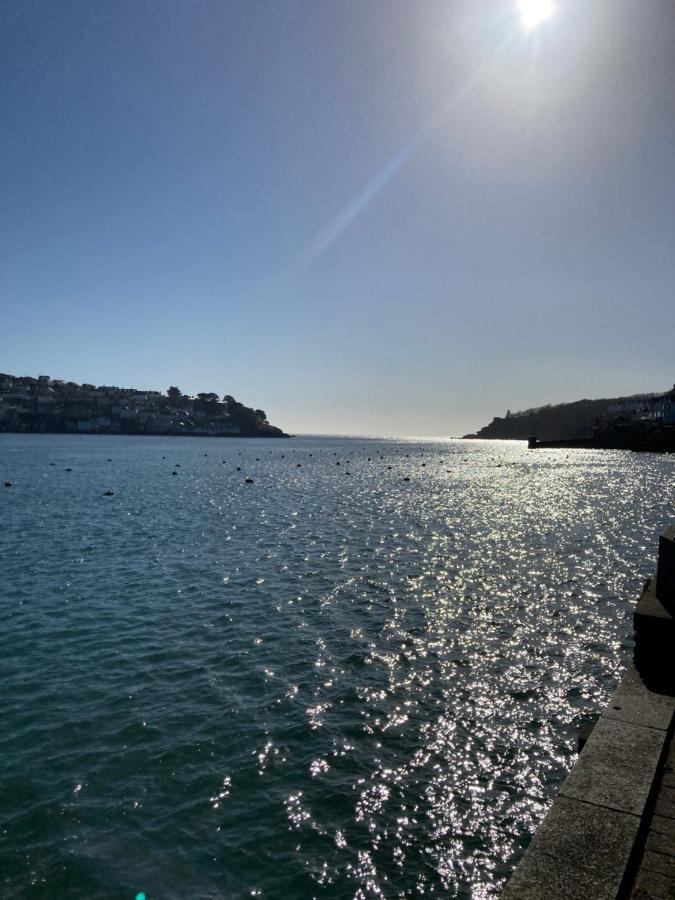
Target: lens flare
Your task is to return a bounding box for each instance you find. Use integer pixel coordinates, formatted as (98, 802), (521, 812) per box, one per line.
(518, 0), (555, 30)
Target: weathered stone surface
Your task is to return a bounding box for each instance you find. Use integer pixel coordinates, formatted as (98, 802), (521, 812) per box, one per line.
(656, 525), (675, 613)
(503, 796), (639, 899)
(641, 850), (675, 879)
(646, 829), (675, 859)
(602, 666), (675, 732)
(634, 579), (675, 693)
(636, 579), (673, 623)
(631, 866), (675, 899)
(662, 750), (675, 792)
(505, 850), (624, 899)
(651, 815), (675, 838)
(656, 787), (675, 820)
(634, 580), (674, 690)
(578, 718), (597, 752)
(560, 717), (666, 816)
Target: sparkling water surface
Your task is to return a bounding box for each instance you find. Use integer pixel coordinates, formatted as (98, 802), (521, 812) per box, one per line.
(2, 434), (674, 899)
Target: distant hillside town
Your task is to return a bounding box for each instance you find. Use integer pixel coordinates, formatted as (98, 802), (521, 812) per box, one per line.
(0, 374), (288, 437)
(465, 383), (675, 444)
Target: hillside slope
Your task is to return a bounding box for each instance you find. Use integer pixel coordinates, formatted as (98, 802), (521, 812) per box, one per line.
(464, 394), (655, 441)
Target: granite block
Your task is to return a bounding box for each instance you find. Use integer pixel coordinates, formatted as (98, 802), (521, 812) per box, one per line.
(631, 866), (675, 899)
(603, 667), (675, 732)
(636, 579), (673, 624)
(641, 850), (675, 879)
(503, 796), (639, 899)
(652, 816), (675, 838)
(656, 526), (675, 613)
(656, 787), (675, 820)
(647, 829), (675, 859)
(634, 578), (675, 693)
(560, 717), (666, 816)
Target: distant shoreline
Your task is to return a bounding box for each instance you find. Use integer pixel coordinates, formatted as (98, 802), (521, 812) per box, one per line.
(0, 373), (288, 438)
(0, 429), (290, 439)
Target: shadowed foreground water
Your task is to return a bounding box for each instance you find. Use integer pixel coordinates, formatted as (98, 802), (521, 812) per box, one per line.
(1, 434), (674, 899)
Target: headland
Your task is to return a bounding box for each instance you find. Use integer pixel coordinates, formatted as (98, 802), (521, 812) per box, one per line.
(0, 373), (288, 438)
(464, 383), (675, 453)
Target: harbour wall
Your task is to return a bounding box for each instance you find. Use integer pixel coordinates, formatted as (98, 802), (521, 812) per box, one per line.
(503, 526), (675, 898)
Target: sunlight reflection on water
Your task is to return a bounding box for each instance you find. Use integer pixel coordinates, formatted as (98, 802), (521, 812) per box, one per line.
(1, 434), (673, 898)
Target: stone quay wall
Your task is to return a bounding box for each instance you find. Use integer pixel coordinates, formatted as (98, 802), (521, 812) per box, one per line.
(503, 526), (675, 899)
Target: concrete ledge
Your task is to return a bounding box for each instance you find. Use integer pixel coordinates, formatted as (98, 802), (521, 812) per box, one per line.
(656, 525), (675, 613)
(650, 815), (675, 836)
(635, 578), (673, 625)
(578, 718), (597, 752)
(503, 666), (675, 897)
(634, 579), (675, 695)
(560, 717), (666, 817)
(631, 866), (675, 898)
(655, 786), (675, 820)
(638, 850), (675, 879)
(505, 530), (675, 898)
(645, 829), (675, 857)
(603, 666), (675, 732)
(502, 797), (639, 899)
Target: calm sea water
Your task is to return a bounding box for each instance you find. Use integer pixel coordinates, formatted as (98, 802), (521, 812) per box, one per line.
(1, 434), (674, 899)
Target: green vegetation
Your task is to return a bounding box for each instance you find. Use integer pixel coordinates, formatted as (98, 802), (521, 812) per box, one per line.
(0, 374), (288, 437)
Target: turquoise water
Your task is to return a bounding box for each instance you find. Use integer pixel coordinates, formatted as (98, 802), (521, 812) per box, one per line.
(1, 434), (673, 899)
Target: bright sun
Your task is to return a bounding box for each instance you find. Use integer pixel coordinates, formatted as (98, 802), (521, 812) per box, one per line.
(518, 0), (555, 30)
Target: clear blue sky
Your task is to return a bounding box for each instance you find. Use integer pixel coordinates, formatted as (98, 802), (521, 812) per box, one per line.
(2, 1), (674, 436)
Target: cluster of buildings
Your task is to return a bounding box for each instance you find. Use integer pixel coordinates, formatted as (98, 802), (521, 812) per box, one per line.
(607, 385), (675, 426)
(0, 374), (284, 437)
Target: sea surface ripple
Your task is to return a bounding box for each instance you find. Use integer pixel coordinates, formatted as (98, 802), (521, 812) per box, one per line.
(1, 434), (674, 899)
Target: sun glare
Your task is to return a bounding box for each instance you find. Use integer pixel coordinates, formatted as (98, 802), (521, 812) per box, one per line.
(518, 0), (555, 31)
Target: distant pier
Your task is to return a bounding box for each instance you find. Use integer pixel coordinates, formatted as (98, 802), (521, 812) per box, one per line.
(527, 433), (675, 453)
(527, 435), (595, 450)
